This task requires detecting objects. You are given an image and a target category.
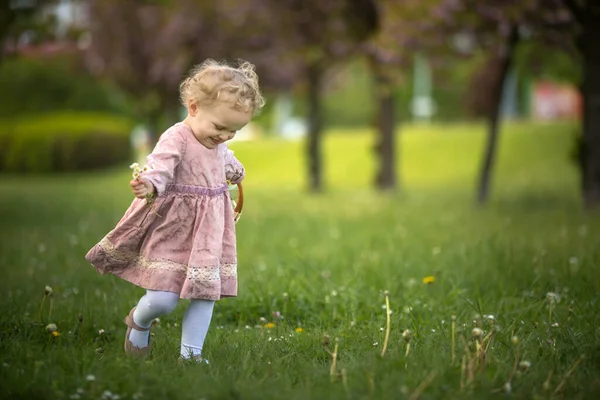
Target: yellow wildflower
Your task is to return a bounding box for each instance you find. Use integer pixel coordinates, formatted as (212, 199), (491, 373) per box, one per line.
(264, 322), (276, 329)
(295, 327), (304, 333)
(422, 276), (435, 284)
(52, 331), (60, 337)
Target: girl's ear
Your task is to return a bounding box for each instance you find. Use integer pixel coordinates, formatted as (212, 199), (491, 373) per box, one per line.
(188, 100), (198, 116)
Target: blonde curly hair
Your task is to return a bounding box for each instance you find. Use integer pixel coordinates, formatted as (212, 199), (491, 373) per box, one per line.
(179, 59), (265, 116)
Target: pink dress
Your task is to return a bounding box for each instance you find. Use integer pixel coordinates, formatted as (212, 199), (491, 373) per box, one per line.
(85, 122), (244, 300)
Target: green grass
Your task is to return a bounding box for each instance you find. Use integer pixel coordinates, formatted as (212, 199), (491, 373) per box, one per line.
(1, 121), (599, 400)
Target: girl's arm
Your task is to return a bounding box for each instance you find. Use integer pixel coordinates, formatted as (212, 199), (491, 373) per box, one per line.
(224, 146), (245, 184)
(140, 128), (187, 194)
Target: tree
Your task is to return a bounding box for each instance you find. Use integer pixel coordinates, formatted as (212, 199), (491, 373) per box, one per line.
(0, 0), (57, 63)
(254, 0), (379, 192)
(561, 0), (600, 208)
(364, 0), (433, 192)
(85, 0), (238, 138)
(426, 0), (579, 204)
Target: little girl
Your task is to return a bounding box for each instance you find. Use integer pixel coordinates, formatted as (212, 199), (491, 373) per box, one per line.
(85, 59), (264, 361)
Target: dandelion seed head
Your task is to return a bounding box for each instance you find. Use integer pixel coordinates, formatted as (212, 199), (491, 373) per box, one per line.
(519, 360), (532, 371)
(85, 374), (96, 382)
(46, 323), (57, 333)
(471, 328), (483, 338)
(44, 286), (53, 295)
(546, 292), (560, 305)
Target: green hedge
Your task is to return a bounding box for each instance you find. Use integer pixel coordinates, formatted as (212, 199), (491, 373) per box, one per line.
(0, 112), (134, 173)
(0, 58), (131, 118)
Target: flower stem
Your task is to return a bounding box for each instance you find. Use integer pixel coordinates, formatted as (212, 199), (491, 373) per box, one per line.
(381, 293), (391, 357)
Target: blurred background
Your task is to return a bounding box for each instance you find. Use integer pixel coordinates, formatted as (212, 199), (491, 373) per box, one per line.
(0, 0), (596, 207)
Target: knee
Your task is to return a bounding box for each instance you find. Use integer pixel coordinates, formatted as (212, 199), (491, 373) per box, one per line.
(146, 291), (179, 315)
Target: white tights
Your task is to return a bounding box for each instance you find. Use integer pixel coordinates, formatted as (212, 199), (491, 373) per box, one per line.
(129, 290), (215, 359)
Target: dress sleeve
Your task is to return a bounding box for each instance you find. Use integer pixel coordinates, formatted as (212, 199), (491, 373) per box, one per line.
(141, 127), (187, 195)
(224, 145), (245, 185)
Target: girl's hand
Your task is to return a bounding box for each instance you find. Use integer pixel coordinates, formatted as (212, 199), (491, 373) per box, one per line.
(130, 179), (155, 199)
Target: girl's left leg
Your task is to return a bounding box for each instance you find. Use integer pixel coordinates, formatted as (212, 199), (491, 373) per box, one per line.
(180, 299), (215, 360)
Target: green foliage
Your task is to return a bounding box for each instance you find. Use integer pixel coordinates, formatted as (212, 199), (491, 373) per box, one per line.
(1, 121), (598, 399)
(0, 58), (131, 118)
(0, 112), (134, 173)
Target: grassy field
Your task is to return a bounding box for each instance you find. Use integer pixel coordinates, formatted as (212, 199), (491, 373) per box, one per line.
(1, 121), (599, 400)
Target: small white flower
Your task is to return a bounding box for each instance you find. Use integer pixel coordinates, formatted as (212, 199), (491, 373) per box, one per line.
(129, 163), (139, 169)
(503, 382), (512, 394)
(380, 327), (384, 331)
(245, 325), (251, 329)
(85, 374), (96, 381)
(98, 329), (105, 335)
(373, 342), (379, 346)
(69, 394), (81, 400)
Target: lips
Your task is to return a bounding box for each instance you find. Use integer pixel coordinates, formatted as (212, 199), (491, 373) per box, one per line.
(211, 138), (221, 145)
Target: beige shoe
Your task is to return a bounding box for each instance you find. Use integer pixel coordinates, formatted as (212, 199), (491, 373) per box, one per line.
(123, 307), (151, 358)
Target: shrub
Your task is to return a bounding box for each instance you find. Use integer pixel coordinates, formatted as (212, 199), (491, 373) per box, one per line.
(0, 112), (134, 173)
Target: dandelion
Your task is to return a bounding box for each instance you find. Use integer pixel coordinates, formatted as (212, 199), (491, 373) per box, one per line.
(546, 292), (561, 305)
(259, 317), (267, 324)
(46, 323), (57, 333)
(471, 328), (483, 338)
(264, 322), (276, 329)
(39, 285), (54, 321)
(423, 276), (435, 284)
(503, 381), (512, 395)
(295, 327), (304, 333)
(519, 360), (532, 371)
(52, 331), (61, 337)
(98, 329), (105, 335)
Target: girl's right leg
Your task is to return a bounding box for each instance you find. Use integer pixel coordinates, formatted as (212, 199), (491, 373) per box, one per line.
(128, 289), (179, 349)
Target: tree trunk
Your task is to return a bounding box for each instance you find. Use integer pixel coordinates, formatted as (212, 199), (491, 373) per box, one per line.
(477, 27), (519, 205)
(579, 16), (600, 208)
(370, 58), (397, 191)
(306, 62), (323, 192)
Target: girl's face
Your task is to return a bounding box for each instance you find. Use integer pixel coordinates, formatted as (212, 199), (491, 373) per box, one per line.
(185, 98), (253, 149)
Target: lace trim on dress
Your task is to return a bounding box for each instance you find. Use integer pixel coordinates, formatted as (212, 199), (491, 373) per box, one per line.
(98, 237), (237, 280)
